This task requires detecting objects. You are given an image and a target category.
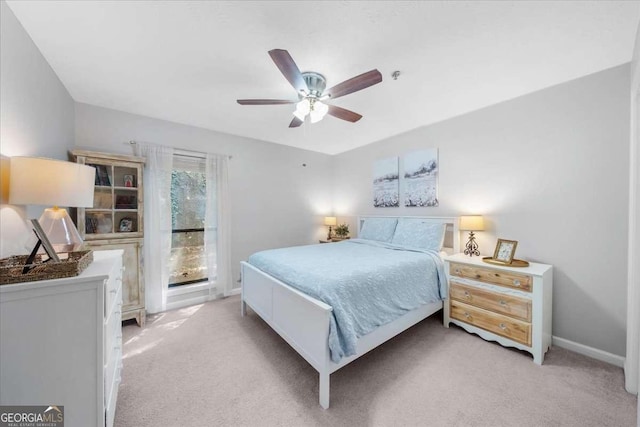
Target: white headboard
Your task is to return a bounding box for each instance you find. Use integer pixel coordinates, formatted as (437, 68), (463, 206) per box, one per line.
(357, 216), (459, 254)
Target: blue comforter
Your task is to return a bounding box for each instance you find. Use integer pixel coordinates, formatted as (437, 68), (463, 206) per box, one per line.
(247, 239), (447, 363)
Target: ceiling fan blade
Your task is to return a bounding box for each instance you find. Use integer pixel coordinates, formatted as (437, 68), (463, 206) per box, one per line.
(237, 99), (296, 105)
(324, 69), (382, 99)
(289, 116), (304, 128)
(268, 49), (309, 94)
(327, 105), (363, 122)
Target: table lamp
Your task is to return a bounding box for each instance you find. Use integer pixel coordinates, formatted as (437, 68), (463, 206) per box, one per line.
(324, 216), (337, 240)
(9, 157), (95, 253)
(459, 215), (484, 257)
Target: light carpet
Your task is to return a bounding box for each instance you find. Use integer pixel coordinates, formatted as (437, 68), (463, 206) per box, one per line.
(116, 295), (637, 426)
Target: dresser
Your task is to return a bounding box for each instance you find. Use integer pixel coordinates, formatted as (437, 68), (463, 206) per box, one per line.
(443, 253), (553, 364)
(0, 250), (124, 427)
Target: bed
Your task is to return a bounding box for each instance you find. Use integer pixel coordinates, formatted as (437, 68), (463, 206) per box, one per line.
(240, 216), (459, 409)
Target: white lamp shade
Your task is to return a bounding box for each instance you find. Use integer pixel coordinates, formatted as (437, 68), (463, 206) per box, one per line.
(9, 157), (95, 208)
(324, 216), (337, 226)
(459, 215), (484, 231)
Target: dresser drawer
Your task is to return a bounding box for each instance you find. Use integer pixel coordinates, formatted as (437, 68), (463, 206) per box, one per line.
(104, 260), (123, 317)
(105, 343), (122, 399)
(104, 285), (122, 365)
(105, 348), (122, 427)
(450, 300), (531, 346)
(450, 281), (532, 322)
(449, 262), (532, 292)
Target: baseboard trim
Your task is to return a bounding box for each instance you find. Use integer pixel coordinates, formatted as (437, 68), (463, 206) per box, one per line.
(165, 288), (241, 312)
(226, 288), (241, 296)
(552, 336), (625, 367)
(166, 295), (209, 312)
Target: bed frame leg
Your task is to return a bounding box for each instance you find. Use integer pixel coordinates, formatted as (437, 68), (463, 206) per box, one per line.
(319, 371), (330, 409)
(240, 299), (247, 317)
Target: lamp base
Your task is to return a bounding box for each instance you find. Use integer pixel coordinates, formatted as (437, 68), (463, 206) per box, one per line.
(327, 226), (333, 241)
(463, 231), (480, 257)
(38, 207), (84, 253)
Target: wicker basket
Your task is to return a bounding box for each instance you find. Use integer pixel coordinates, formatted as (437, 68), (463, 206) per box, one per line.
(0, 250), (93, 285)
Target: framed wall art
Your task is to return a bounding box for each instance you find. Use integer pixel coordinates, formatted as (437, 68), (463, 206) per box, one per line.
(404, 148), (439, 207)
(373, 157), (399, 207)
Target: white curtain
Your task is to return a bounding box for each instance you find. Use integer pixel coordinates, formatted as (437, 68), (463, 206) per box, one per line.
(135, 143), (174, 313)
(205, 153), (232, 298)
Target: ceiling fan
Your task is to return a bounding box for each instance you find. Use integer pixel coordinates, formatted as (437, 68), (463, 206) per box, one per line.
(237, 49), (382, 128)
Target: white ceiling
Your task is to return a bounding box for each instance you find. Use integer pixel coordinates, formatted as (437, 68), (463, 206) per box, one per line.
(7, 1), (640, 155)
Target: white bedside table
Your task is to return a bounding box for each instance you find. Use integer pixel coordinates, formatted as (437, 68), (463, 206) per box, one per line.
(443, 253), (553, 364)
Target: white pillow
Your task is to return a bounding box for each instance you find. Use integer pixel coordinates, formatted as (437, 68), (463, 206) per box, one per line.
(391, 219), (446, 252)
(359, 218), (398, 243)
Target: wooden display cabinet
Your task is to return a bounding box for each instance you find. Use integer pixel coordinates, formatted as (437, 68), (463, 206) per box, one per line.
(71, 150), (146, 326)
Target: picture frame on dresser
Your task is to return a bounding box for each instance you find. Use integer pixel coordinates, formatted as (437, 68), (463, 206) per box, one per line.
(493, 238), (518, 264)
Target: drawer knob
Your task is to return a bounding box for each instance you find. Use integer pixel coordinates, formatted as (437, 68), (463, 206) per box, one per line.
(513, 279), (521, 287)
(499, 323), (507, 330)
(464, 291), (470, 298)
(110, 289), (117, 294)
(115, 311), (121, 315)
(499, 300), (507, 306)
(114, 345), (121, 351)
(463, 312), (471, 319)
(455, 269), (461, 274)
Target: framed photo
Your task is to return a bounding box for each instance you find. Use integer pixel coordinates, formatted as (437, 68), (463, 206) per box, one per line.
(30, 219), (60, 263)
(123, 174), (134, 187)
(493, 239), (518, 264)
(119, 217), (133, 232)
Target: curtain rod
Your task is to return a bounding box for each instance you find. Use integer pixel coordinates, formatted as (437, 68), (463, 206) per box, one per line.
(125, 140), (232, 159)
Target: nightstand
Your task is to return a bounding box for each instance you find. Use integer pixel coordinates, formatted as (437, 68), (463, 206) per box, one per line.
(443, 253), (553, 364)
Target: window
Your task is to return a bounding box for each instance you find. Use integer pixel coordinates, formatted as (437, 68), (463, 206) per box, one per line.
(169, 155), (208, 287)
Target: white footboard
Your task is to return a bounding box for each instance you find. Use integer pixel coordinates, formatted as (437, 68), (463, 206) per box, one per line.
(241, 261), (444, 409)
(241, 261), (333, 408)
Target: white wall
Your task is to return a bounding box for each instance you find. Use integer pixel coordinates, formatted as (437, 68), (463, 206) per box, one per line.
(333, 65), (630, 357)
(0, 1), (75, 257)
(74, 103), (334, 288)
(625, 21), (640, 396)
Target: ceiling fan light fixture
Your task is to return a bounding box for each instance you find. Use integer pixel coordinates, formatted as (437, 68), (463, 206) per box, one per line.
(294, 98), (311, 116)
(238, 49), (381, 127)
(293, 109), (306, 121)
(309, 101), (329, 123)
